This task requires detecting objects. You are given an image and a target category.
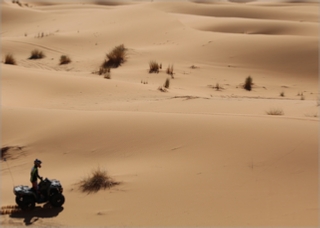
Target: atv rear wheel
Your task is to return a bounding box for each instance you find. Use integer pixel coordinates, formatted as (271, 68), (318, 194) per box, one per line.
(49, 194), (65, 207)
(20, 197), (36, 211)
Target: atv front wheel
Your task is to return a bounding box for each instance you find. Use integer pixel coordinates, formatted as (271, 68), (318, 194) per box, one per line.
(49, 194), (65, 207)
(15, 196), (23, 207)
(20, 197), (36, 211)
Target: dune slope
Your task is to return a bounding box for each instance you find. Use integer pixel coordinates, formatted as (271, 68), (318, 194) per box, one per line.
(1, 0), (318, 227)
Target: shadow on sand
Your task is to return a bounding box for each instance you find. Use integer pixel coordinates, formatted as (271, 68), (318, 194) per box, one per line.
(9, 203), (63, 225)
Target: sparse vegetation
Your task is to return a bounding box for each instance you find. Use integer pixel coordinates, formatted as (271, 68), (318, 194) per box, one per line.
(29, 49), (45, 59)
(280, 91), (285, 97)
(141, 80), (148, 84)
(101, 44), (127, 68)
(93, 65), (111, 79)
(12, 0), (22, 6)
(296, 92), (305, 100)
(34, 32), (54, 39)
(98, 66), (110, 75)
(4, 54), (16, 65)
(1, 146), (23, 160)
(166, 64), (174, 78)
(79, 167), (119, 193)
(158, 86), (167, 92)
(1, 147), (11, 160)
(243, 76), (252, 91)
(164, 78), (170, 89)
(59, 55), (71, 65)
(97, 67), (111, 79)
(266, 108), (284, 115)
(212, 83), (223, 91)
(149, 61), (159, 73)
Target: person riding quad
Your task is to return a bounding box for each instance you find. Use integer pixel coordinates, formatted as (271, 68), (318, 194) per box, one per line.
(30, 159), (43, 193)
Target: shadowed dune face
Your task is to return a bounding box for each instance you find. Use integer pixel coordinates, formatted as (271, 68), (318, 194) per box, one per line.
(1, 0), (318, 227)
(181, 16), (318, 36)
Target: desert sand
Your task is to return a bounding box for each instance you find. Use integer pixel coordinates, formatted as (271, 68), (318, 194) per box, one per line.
(1, 0), (319, 226)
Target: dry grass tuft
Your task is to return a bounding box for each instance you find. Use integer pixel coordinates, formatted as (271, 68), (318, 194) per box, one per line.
(164, 78), (170, 89)
(243, 76), (252, 91)
(158, 86), (167, 92)
(60, 55), (71, 65)
(4, 54), (16, 65)
(12, 0), (22, 6)
(266, 108), (284, 115)
(149, 61), (159, 73)
(29, 49), (45, 59)
(166, 64), (174, 78)
(102, 44), (127, 68)
(98, 66), (110, 75)
(79, 167), (119, 193)
(210, 83), (224, 91)
(93, 66), (111, 79)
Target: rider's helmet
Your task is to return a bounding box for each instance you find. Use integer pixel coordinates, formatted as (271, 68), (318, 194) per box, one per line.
(34, 159), (42, 167)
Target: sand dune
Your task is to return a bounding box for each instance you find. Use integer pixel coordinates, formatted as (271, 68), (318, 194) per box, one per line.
(1, 0), (318, 227)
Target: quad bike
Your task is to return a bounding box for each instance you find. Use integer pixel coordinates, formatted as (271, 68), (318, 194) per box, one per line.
(13, 177), (65, 211)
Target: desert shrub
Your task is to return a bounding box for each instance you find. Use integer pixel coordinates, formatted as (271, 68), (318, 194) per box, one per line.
(29, 49), (45, 59)
(79, 167), (119, 193)
(149, 61), (159, 73)
(60, 55), (71, 65)
(166, 64), (174, 77)
(1, 146), (23, 160)
(266, 108), (284, 115)
(4, 54), (16, 65)
(280, 91), (285, 97)
(1, 147), (11, 160)
(102, 44), (127, 68)
(243, 76), (252, 91)
(164, 78), (170, 89)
